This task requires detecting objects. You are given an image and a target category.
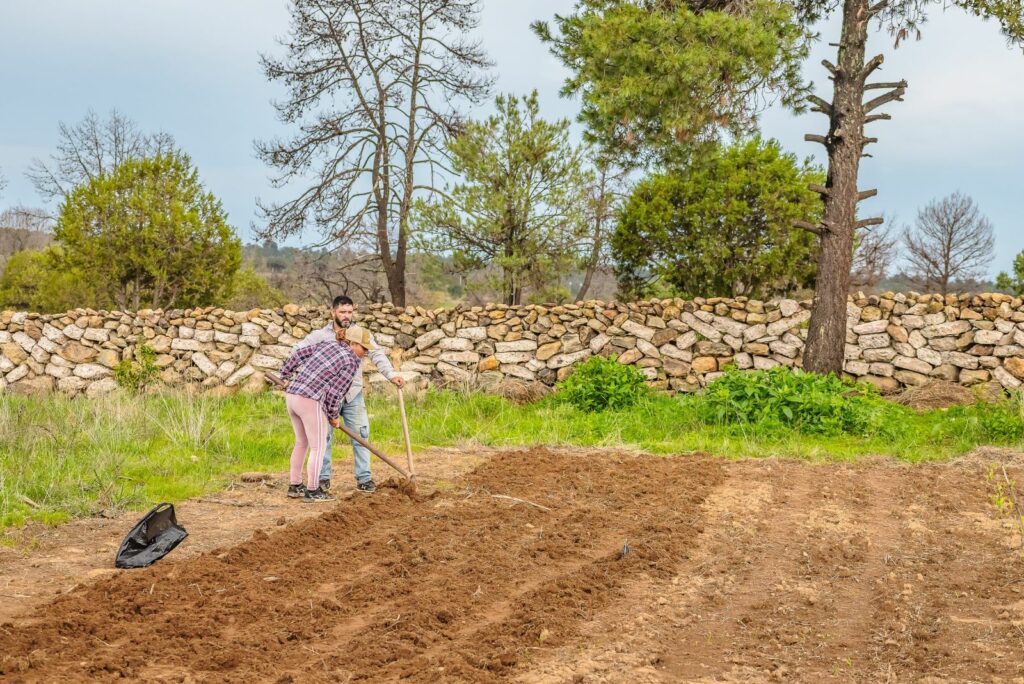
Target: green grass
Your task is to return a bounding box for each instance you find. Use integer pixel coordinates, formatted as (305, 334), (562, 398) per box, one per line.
(367, 388), (1024, 463)
(0, 391), (295, 529)
(1, 385), (1022, 529)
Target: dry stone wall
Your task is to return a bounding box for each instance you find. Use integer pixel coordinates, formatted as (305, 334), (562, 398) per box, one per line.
(3, 291), (1024, 398)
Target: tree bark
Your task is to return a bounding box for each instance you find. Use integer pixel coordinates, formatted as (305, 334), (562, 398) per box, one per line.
(504, 238), (520, 306)
(390, 236), (408, 307)
(575, 226), (602, 302)
(576, 166), (608, 302)
(803, 0), (901, 375)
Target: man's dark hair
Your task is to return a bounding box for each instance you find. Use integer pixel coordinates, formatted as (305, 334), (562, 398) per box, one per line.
(332, 295), (354, 308)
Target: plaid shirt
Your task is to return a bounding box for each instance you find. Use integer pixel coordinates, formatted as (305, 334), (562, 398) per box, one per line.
(280, 341), (359, 420)
(295, 323), (396, 403)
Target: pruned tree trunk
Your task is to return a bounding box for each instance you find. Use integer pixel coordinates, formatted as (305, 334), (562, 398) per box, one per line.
(390, 235), (408, 307)
(800, 0), (905, 375)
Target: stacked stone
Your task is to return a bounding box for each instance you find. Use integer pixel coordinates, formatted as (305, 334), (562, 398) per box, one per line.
(4, 292), (1024, 398)
(0, 305), (326, 398)
(0, 310), (123, 398)
(843, 291), (1024, 392)
(376, 297), (814, 394)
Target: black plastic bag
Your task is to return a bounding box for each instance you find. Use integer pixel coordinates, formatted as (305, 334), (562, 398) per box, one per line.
(114, 503), (188, 569)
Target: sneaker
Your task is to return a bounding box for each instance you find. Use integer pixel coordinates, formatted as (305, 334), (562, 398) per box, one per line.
(319, 479), (331, 492)
(356, 479), (377, 494)
(287, 483), (306, 499)
(303, 487), (335, 503)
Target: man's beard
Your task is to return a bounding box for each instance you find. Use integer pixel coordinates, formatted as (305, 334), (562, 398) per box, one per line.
(334, 316), (351, 329)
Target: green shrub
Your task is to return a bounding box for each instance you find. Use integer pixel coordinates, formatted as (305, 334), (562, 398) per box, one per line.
(557, 355), (648, 412)
(0, 246), (101, 313)
(114, 345), (160, 393)
(690, 366), (900, 436)
(223, 266), (288, 310)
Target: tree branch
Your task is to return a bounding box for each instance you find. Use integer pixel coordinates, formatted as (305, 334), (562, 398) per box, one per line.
(807, 95), (834, 116)
(857, 189), (878, 202)
(863, 81), (908, 113)
(808, 183), (830, 197)
(865, 81), (905, 91)
(855, 217), (885, 229)
(794, 220), (826, 236)
(804, 133), (829, 146)
(861, 54), (885, 80)
(863, 90), (904, 114)
(864, 113), (892, 125)
(868, 1), (889, 17)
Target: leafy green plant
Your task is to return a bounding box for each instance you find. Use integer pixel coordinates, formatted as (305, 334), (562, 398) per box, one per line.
(414, 91), (591, 306)
(995, 249), (1024, 295)
(987, 463), (1015, 515)
(114, 344), (160, 393)
(557, 355), (648, 412)
(690, 366), (900, 436)
(55, 152), (241, 309)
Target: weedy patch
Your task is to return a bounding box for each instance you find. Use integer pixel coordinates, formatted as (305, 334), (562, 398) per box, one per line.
(113, 344), (160, 393)
(986, 461), (1024, 555)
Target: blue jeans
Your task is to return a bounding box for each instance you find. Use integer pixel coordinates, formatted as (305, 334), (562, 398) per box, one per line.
(320, 392), (371, 484)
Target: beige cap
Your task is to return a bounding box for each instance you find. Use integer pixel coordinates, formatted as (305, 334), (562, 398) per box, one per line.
(342, 325), (378, 350)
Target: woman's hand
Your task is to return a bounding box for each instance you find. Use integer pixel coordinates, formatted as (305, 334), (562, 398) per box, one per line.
(328, 416), (341, 429)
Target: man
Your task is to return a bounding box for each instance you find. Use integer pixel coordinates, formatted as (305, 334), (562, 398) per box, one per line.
(293, 295), (405, 493)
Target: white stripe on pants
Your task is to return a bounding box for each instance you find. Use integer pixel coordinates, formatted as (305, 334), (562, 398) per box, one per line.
(285, 393), (329, 490)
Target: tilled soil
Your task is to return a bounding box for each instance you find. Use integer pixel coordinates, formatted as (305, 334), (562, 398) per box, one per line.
(1, 448), (1023, 683)
(0, 446), (485, 625)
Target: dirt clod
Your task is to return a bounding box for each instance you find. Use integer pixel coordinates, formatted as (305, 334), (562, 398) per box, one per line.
(381, 477), (420, 499)
(239, 472), (275, 483)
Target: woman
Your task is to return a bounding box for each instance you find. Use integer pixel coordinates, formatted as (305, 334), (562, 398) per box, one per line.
(278, 325), (372, 503)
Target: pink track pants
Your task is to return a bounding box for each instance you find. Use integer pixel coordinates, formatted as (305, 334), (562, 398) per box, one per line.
(285, 393), (329, 490)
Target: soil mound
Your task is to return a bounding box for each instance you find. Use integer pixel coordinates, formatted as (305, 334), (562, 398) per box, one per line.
(891, 379), (981, 409)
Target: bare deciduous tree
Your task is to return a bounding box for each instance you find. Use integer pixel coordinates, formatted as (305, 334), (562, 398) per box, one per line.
(850, 216), (897, 290)
(0, 206), (52, 233)
(26, 109), (176, 205)
(576, 158), (629, 302)
(903, 192), (994, 295)
(290, 248), (388, 304)
(0, 207), (53, 275)
(256, 0), (492, 306)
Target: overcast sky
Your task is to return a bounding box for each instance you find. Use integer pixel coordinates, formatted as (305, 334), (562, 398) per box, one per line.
(1, 1), (1021, 277)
